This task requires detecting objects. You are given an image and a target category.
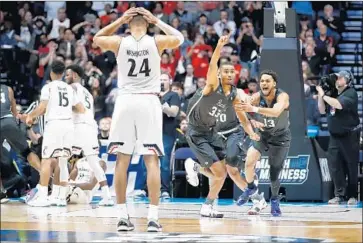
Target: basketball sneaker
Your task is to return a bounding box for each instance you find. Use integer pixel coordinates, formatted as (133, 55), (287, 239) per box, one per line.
(117, 217), (135, 232)
(248, 193), (267, 215)
(236, 186), (258, 206)
(99, 197), (115, 206)
(147, 220), (162, 232)
(270, 198), (282, 217)
(200, 203), (224, 218)
(0, 191), (9, 204)
(185, 158), (199, 187)
(27, 195), (51, 207)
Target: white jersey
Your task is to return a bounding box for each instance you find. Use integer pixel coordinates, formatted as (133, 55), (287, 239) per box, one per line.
(40, 80), (79, 123)
(117, 35), (161, 94)
(75, 158), (99, 193)
(72, 83), (97, 127)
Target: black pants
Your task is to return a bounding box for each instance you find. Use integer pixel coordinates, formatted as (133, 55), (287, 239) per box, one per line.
(328, 130), (360, 199)
(0, 117), (30, 160)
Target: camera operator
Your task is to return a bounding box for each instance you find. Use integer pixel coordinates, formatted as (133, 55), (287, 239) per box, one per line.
(159, 73), (181, 199)
(317, 71), (360, 205)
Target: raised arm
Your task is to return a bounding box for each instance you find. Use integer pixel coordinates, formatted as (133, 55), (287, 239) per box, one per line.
(136, 7), (184, 52)
(202, 34), (231, 96)
(93, 8), (138, 54)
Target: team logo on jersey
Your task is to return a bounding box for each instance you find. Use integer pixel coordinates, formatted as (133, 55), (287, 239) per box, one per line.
(256, 155), (310, 185)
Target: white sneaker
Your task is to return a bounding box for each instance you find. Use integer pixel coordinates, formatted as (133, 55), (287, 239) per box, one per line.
(27, 195), (51, 207)
(99, 197), (115, 206)
(49, 196), (58, 206)
(185, 158), (199, 187)
(248, 193), (267, 215)
(56, 198), (67, 207)
(200, 204), (224, 218)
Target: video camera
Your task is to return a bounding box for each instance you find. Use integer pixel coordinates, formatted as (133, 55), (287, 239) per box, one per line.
(318, 73), (338, 94)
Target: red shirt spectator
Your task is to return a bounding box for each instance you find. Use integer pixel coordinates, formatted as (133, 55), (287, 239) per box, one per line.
(162, 1), (177, 15)
(160, 52), (177, 78)
(233, 64), (242, 85)
(191, 52), (209, 78)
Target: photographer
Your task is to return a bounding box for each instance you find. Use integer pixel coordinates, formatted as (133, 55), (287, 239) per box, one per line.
(159, 73), (181, 199)
(317, 71), (360, 205)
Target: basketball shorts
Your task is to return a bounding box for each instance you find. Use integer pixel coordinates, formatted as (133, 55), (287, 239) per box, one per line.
(72, 123), (99, 156)
(252, 130), (291, 167)
(42, 120), (74, 159)
(186, 127), (226, 168)
(219, 126), (246, 169)
(67, 186), (93, 204)
(30, 136), (43, 159)
(108, 94), (164, 156)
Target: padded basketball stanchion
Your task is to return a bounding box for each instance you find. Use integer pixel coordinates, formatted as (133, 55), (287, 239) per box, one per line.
(233, 9), (334, 201)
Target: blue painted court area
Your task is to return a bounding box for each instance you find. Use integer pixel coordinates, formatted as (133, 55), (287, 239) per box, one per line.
(0, 229), (331, 243)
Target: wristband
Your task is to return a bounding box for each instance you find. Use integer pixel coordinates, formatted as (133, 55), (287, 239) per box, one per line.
(252, 106), (259, 113)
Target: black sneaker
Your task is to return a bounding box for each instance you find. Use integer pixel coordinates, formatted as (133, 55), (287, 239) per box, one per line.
(147, 220), (162, 232)
(116, 218), (135, 232)
(0, 191), (9, 204)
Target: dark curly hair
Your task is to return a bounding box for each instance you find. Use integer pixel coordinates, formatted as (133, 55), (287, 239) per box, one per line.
(259, 69), (278, 83)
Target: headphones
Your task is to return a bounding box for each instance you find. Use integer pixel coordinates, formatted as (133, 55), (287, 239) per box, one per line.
(338, 70), (354, 87)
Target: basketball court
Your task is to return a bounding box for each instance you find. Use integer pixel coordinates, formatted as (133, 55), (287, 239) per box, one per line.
(1, 198), (362, 242)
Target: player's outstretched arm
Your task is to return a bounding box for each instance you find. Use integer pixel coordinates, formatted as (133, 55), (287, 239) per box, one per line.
(236, 92), (289, 117)
(202, 34), (231, 96)
(137, 7), (184, 51)
(94, 8), (138, 54)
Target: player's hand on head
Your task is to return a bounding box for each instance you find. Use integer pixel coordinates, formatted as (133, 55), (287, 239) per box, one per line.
(137, 7), (158, 24)
(121, 7), (138, 23)
(217, 34), (231, 46)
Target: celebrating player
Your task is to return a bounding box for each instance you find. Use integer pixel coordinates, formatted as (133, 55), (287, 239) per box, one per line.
(235, 69), (291, 217)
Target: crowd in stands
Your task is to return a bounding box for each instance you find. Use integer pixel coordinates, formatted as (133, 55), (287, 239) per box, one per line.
(0, 1), (345, 197)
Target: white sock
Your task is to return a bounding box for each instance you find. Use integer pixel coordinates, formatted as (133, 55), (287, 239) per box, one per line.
(147, 204), (159, 221)
(59, 186), (68, 200)
(117, 204), (128, 219)
(101, 185), (111, 199)
(59, 157), (69, 182)
(51, 185), (60, 198)
(36, 184), (48, 198)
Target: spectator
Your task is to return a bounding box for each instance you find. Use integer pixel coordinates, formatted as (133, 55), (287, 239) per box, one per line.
(0, 17), (17, 48)
(160, 52), (177, 79)
(236, 17), (262, 78)
(169, 2), (194, 26)
(196, 13), (209, 35)
(203, 25), (219, 49)
(247, 79), (259, 94)
(44, 1), (66, 21)
(159, 73), (181, 199)
(175, 64), (197, 98)
(236, 68), (250, 91)
(213, 9), (236, 41)
(302, 44), (322, 75)
(58, 28), (76, 59)
(98, 117), (111, 140)
(187, 34), (212, 78)
(175, 118), (189, 149)
(152, 2), (169, 23)
(171, 82), (188, 120)
(47, 8), (70, 40)
(230, 51), (243, 85)
(322, 4), (343, 42)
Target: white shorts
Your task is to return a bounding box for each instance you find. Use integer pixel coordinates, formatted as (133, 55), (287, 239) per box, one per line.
(42, 120), (74, 158)
(108, 94), (164, 156)
(67, 186), (92, 204)
(72, 123), (99, 156)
